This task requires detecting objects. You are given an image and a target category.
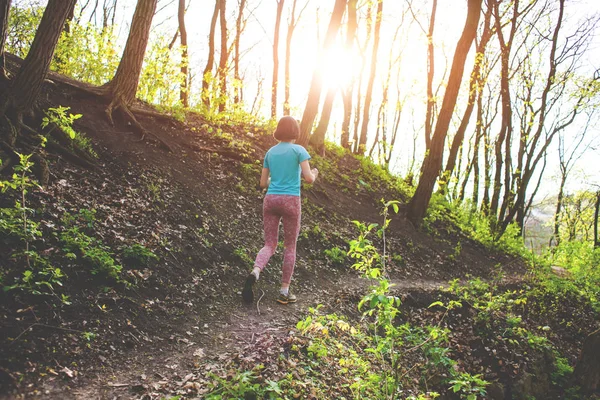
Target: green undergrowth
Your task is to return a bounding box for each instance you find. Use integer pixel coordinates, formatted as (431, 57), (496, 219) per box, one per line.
(1, 155), (159, 305)
(204, 201), (597, 400)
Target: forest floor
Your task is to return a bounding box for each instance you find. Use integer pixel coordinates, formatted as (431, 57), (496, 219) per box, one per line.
(0, 67), (598, 399)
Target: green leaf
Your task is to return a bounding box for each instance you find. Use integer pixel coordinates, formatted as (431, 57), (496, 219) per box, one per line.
(428, 301), (444, 309)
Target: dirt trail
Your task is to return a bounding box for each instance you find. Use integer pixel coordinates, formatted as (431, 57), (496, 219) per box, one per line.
(32, 271), (455, 400)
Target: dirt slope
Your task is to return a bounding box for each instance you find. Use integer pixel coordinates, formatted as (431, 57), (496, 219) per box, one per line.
(0, 71), (528, 399)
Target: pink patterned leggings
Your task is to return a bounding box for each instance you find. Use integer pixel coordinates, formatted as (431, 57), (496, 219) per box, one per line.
(254, 195), (301, 285)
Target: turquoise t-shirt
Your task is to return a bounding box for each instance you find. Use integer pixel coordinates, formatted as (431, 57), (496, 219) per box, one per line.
(263, 142), (311, 196)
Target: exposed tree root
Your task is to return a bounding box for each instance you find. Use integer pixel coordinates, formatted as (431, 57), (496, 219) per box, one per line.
(104, 97), (174, 153)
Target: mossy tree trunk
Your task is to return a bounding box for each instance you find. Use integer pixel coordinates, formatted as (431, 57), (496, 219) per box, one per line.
(217, 0), (227, 113)
(178, 0), (189, 108)
(573, 329), (600, 393)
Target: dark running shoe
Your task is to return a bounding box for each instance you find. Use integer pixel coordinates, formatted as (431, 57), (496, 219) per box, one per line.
(242, 274), (256, 304)
(276, 292), (297, 304)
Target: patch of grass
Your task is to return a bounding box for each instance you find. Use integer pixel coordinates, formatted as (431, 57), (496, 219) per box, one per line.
(324, 246), (346, 265)
(121, 243), (158, 266)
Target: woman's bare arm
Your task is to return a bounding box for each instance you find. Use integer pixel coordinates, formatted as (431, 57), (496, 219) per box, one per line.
(300, 160), (319, 183)
(259, 168), (270, 189)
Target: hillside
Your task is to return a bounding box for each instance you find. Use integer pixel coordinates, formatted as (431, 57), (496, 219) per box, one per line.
(1, 66), (598, 400)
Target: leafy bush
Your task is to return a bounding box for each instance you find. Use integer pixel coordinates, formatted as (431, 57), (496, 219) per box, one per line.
(53, 22), (120, 85)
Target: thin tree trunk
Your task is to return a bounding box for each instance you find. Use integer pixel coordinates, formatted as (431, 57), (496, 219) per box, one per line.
(178, 0), (189, 107)
(233, 0), (247, 104)
(217, 0), (227, 113)
(9, 0), (77, 113)
(271, 0), (285, 118)
(297, 0), (346, 147)
(424, 0), (437, 151)
(551, 174), (567, 246)
(468, 95), (484, 206)
(340, 0), (357, 148)
(203, 0), (219, 108)
(490, 0), (518, 219)
(357, 0), (383, 155)
(407, 0), (482, 226)
(443, 2), (492, 182)
(594, 191), (600, 248)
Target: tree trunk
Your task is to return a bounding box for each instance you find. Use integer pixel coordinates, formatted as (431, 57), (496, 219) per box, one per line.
(443, 2), (492, 181)
(203, 0), (219, 109)
(297, 0), (346, 147)
(217, 0), (227, 113)
(573, 329), (600, 393)
(340, 0), (357, 148)
(407, 0), (482, 226)
(233, 0), (247, 104)
(594, 191), (600, 248)
(271, 0), (285, 118)
(178, 0), (189, 107)
(551, 174), (567, 246)
(310, 86), (337, 153)
(101, 0), (157, 107)
(283, 0), (299, 116)
(490, 0), (518, 219)
(357, 0), (383, 155)
(8, 0), (77, 113)
(0, 0), (11, 80)
(424, 0), (437, 151)
(469, 95), (484, 206)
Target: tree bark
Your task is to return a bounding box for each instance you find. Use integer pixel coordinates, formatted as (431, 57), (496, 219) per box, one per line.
(594, 191), (600, 248)
(357, 0), (383, 155)
(101, 0), (157, 108)
(271, 0), (285, 118)
(338, 0), (357, 149)
(490, 0), (519, 219)
(202, 0), (219, 108)
(0, 0), (11, 80)
(407, 0), (482, 226)
(424, 0), (437, 151)
(7, 0), (77, 113)
(310, 86), (337, 153)
(233, 0), (247, 104)
(178, 0), (189, 107)
(297, 0), (346, 147)
(573, 329), (600, 393)
(217, 0), (227, 113)
(443, 1), (493, 183)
